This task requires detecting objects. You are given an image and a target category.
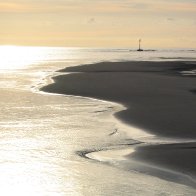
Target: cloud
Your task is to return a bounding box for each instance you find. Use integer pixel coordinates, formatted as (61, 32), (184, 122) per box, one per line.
(88, 18), (95, 24)
(0, 2), (28, 12)
(1, 0), (196, 15)
(167, 18), (174, 21)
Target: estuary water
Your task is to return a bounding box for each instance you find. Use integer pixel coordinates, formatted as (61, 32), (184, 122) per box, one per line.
(0, 46), (196, 195)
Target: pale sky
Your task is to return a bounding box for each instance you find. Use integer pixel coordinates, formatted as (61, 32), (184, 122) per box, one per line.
(0, 0), (196, 48)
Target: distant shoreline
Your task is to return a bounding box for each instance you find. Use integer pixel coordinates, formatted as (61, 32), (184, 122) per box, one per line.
(41, 60), (196, 187)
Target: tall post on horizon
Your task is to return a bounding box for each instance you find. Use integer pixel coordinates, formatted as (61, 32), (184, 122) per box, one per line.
(137, 39), (143, 51)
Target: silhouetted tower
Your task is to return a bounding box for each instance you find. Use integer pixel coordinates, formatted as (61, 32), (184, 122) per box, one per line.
(137, 39), (143, 51)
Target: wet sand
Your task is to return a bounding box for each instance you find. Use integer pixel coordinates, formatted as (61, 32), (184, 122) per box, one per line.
(41, 61), (196, 186)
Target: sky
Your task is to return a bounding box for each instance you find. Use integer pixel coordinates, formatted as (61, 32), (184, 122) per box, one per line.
(0, 0), (196, 48)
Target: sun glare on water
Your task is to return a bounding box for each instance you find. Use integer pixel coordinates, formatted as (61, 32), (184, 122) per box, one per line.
(0, 45), (49, 70)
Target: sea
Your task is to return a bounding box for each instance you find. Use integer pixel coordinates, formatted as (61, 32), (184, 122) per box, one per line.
(0, 46), (196, 196)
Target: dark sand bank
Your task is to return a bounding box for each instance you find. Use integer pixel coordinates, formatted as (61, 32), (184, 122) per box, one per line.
(131, 142), (196, 187)
(41, 61), (196, 185)
(132, 142), (196, 177)
(42, 61), (196, 139)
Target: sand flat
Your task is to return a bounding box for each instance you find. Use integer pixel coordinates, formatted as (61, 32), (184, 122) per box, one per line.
(42, 61), (196, 138)
(41, 61), (196, 186)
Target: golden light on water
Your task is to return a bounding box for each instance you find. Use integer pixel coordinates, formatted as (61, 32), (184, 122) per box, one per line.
(0, 45), (80, 72)
(0, 45), (48, 70)
(1, 43), (196, 195)
(0, 45), (81, 195)
(0, 131), (80, 195)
